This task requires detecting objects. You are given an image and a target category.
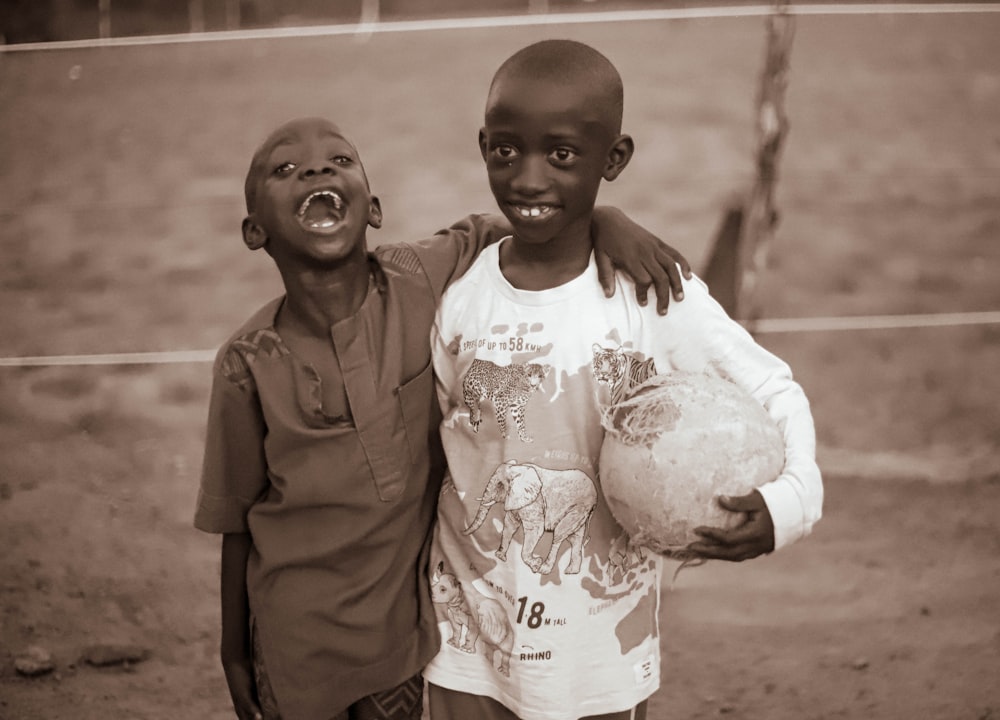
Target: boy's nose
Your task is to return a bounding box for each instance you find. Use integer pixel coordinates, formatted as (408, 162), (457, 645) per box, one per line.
(300, 160), (336, 178)
(510, 155), (548, 195)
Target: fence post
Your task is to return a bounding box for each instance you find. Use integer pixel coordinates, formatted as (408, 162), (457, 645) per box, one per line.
(98, 0), (111, 39)
(189, 0), (205, 33)
(737, 2), (794, 331)
(360, 0), (379, 24)
(225, 0), (240, 29)
(702, 1), (794, 330)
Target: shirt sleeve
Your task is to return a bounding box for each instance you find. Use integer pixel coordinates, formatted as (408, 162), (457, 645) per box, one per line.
(193, 348), (269, 534)
(656, 272), (824, 551)
(405, 213), (511, 302)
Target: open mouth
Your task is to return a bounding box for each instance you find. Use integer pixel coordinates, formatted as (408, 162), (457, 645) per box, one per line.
(510, 204), (555, 221)
(297, 190), (345, 231)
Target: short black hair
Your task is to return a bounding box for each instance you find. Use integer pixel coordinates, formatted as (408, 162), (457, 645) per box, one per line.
(487, 39), (624, 133)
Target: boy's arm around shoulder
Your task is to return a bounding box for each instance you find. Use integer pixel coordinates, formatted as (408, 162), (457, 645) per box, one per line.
(399, 208), (693, 306)
(400, 214), (512, 301)
(654, 274), (823, 559)
(591, 206), (693, 314)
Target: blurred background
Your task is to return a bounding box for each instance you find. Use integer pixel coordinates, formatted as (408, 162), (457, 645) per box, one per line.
(1, 2), (998, 718)
(0, 0), (945, 43)
(0, 0), (786, 42)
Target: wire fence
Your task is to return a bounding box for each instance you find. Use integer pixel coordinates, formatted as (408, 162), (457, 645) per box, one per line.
(3, 2), (999, 51)
(2, 1), (998, 368)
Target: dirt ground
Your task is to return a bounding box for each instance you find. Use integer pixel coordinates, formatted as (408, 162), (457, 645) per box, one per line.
(1, 384), (997, 720)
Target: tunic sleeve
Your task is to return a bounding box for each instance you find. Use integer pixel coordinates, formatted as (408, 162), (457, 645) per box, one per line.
(193, 346), (269, 534)
(406, 213), (511, 301)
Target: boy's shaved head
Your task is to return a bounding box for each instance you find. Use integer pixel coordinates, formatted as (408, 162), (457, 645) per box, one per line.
(244, 117), (363, 214)
(487, 39), (624, 133)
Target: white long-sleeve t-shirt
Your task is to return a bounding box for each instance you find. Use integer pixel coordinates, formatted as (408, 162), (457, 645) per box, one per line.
(425, 241), (823, 720)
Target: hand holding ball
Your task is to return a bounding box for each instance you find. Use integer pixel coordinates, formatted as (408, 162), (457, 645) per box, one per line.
(599, 371), (784, 560)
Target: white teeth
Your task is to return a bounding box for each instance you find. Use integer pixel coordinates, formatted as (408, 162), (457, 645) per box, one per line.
(297, 190), (344, 217)
(516, 205), (551, 218)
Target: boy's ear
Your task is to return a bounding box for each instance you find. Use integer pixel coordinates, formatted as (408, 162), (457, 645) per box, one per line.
(603, 134), (634, 182)
(242, 217), (267, 250)
(478, 128), (489, 162)
(367, 195), (383, 229)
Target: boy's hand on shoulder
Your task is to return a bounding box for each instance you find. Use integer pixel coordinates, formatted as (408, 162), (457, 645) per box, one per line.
(591, 206), (693, 315)
(222, 653), (263, 720)
(688, 490), (776, 561)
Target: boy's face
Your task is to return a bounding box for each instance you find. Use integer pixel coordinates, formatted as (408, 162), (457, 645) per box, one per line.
(243, 118), (381, 267)
(479, 75), (631, 247)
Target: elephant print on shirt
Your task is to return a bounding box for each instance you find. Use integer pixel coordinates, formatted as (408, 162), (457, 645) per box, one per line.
(462, 359), (551, 443)
(430, 562), (514, 676)
(464, 461), (598, 575)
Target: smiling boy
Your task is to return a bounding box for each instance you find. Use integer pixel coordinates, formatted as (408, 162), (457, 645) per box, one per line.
(424, 41), (822, 720)
(194, 116), (693, 720)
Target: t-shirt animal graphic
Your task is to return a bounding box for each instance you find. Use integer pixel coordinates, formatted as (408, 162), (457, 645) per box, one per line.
(426, 245), (665, 720)
(425, 242), (820, 720)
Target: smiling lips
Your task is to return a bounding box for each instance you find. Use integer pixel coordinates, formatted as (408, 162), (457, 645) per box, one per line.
(511, 204), (555, 219)
(297, 190), (345, 230)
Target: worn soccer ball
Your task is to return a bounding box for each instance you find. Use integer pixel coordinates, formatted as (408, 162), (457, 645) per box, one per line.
(599, 371), (785, 559)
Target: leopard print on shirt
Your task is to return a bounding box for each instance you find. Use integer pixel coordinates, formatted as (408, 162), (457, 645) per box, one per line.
(462, 359), (551, 443)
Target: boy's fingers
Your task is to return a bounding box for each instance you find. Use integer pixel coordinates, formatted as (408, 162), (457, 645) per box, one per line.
(663, 258), (686, 301)
(692, 543), (754, 562)
(689, 533), (764, 562)
(594, 251), (616, 298)
(646, 268), (673, 315)
(694, 523), (753, 546)
(716, 494), (750, 512)
(678, 254), (693, 278)
(687, 538), (738, 560)
(665, 247), (693, 279)
(692, 526), (729, 544)
(717, 491), (766, 513)
(655, 292), (670, 315)
(634, 282), (649, 307)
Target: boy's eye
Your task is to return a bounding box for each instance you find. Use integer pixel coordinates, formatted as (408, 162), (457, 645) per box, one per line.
(550, 147), (578, 164)
(332, 155), (353, 165)
(274, 162), (296, 175)
(492, 144), (519, 161)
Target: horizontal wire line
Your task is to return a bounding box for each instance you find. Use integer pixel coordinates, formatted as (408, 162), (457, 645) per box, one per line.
(0, 350), (217, 367)
(1, 4), (999, 53)
(2, 172), (997, 216)
(1, 311), (998, 367)
(750, 310), (1000, 333)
